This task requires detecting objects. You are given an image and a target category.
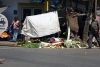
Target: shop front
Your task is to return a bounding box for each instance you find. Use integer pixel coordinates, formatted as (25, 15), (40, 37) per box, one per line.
(1, 0), (46, 26)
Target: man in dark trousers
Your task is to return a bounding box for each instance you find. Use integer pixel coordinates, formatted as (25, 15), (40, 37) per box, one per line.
(87, 15), (100, 49)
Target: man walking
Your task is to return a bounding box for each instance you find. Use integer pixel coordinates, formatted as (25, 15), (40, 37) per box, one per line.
(87, 15), (100, 49)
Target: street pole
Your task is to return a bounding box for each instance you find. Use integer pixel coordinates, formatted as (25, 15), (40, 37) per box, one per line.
(65, 0), (70, 41)
(46, 0), (49, 12)
(94, 0), (97, 15)
(75, 0), (78, 9)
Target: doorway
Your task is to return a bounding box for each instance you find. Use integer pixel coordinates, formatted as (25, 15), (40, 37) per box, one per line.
(22, 8), (43, 21)
(34, 9), (42, 15)
(18, 3), (44, 22)
(23, 8), (31, 19)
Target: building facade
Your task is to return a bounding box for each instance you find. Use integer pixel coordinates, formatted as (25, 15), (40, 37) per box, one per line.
(1, 0), (54, 25)
(1, 0), (100, 25)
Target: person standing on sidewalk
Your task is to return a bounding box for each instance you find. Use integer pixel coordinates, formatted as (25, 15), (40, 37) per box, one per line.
(87, 15), (100, 49)
(10, 17), (20, 42)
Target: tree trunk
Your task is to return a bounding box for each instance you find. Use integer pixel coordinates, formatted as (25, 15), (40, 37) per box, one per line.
(82, 0), (94, 43)
(82, 15), (91, 43)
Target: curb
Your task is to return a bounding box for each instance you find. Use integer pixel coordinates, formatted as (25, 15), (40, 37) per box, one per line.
(0, 41), (17, 47)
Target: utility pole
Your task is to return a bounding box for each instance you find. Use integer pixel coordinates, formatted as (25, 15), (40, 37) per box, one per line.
(94, 0), (97, 15)
(46, 0), (49, 12)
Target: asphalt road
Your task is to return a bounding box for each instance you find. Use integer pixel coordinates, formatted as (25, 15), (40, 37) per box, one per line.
(0, 47), (100, 67)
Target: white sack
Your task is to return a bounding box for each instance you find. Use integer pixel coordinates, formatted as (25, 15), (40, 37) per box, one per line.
(21, 11), (61, 38)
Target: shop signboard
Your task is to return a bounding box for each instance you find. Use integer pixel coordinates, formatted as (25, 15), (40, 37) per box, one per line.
(31, 0), (42, 2)
(0, 14), (8, 34)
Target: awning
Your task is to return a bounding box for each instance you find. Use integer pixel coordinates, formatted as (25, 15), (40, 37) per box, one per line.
(0, 6), (8, 13)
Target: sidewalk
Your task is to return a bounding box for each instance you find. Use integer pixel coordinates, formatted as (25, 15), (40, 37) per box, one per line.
(0, 41), (17, 47)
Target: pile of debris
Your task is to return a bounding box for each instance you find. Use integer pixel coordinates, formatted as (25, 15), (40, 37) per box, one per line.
(17, 37), (87, 48)
(39, 37), (65, 48)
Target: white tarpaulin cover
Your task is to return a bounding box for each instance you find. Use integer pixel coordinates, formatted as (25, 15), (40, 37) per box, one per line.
(21, 11), (61, 38)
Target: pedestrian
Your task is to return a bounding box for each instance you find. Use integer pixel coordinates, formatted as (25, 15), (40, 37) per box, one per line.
(87, 15), (100, 49)
(9, 17), (20, 42)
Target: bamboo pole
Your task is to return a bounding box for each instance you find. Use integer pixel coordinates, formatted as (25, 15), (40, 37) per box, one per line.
(46, 0), (49, 12)
(64, 0), (70, 40)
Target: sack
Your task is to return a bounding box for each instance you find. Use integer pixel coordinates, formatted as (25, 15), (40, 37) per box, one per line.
(8, 25), (13, 33)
